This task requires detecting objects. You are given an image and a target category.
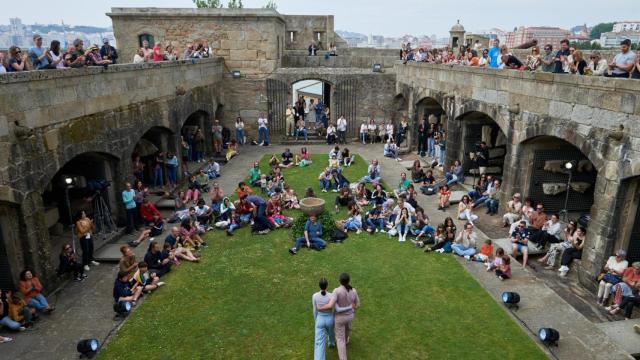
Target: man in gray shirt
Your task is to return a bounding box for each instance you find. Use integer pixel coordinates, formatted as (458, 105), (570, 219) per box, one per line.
(540, 44), (555, 72)
(607, 39), (636, 78)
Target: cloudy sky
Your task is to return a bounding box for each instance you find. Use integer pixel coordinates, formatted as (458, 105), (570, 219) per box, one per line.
(5, 0), (640, 37)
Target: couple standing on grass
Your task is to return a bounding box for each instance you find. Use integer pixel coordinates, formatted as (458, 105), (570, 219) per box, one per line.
(312, 273), (360, 360)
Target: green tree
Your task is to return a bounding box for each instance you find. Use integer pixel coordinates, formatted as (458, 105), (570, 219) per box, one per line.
(193, 0), (223, 8)
(228, 0), (243, 8)
(263, 0), (277, 9)
(589, 22), (614, 40)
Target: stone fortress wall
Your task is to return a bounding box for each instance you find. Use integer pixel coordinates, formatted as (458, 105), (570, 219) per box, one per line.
(1, 7), (639, 292)
(395, 61), (640, 288)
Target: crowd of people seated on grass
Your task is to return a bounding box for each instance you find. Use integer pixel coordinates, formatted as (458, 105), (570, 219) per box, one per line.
(401, 38), (640, 79)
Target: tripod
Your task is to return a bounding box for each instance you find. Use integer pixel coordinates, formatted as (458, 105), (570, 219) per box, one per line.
(92, 192), (117, 242)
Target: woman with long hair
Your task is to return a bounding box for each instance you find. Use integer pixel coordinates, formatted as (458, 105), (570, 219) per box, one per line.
(457, 195), (478, 225)
(312, 278), (336, 360)
(318, 273), (360, 360)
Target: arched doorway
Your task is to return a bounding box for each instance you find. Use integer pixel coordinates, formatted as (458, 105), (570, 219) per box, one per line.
(131, 126), (175, 187)
(414, 97), (446, 152)
(41, 152), (120, 267)
(291, 79), (332, 137)
(518, 136), (597, 216)
(181, 111), (211, 163)
(455, 111), (508, 180)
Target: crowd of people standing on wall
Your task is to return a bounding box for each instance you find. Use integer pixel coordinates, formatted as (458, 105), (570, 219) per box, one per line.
(401, 38), (640, 79)
(0, 35), (216, 73)
(0, 35), (118, 73)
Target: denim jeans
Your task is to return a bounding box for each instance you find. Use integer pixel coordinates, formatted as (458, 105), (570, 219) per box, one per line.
(360, 132), (367, 144)
(153, 167), (163, 187)
(338, 130), (346, 144)
(360, 175), (381, 184)
(126, 207), (138, 233)
(236, 129), (245, 145)
(0, 315), (22, 330)
(294, 237), (326, 251)
(427, 137), (435, 157)
(314, 312), (336, 360)
(167, 166), (177, 186)
(366, 218), (385, 231)
(345, 218), (361, 230)
(396, 223), (410, 235)
(445, 173), (458, 186)
(452, 244), (476, 257)
(319, 179), (330, 191)
(28, 294), (49, 311)
(473, 196), (489, 208)
(413, 224), (435, 236)
(468, 190), (481, 200)
(258, 127), (270, 144)
(227, 223), (239, 233)
(439, 147), (445, 164)
(239, 213), (252, 223)
(296, 128), (308, 141)
(487, 199), (499, 214)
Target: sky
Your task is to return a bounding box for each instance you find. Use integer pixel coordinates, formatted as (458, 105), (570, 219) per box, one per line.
(5, 0), (640, 37)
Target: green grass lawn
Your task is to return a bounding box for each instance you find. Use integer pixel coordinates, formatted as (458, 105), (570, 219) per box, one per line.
(99, 154), (546, 359)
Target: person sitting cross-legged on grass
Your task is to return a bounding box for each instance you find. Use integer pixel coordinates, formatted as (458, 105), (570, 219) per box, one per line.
(393, 172), (411, 199)
(131, 261), (165, 293)
(337, 204), (363, 234)
(395, 207), (412, 242)
(411, 207), (435, 245)
(289, 215), (327, 255)
(360, 159), (381, 184)
(452, 223), (477, 258)
(334, 188), (354, 213)
(249, 162), (262, 187)
(366, 203), (386, 234)
(511, 221), (531, 268)
(113, 271), (142, 307)
(331, 169), (350, 193)
(164, 227), (199, 263)
(319, 168), (332, 193)
(144, 240), (172, 278)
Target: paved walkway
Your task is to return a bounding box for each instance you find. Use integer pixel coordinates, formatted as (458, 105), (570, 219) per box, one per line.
(1, 143), (634, 359)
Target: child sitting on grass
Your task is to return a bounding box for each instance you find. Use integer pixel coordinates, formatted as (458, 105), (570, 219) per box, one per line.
(470, 239), (494, 262)
(283, 188), (300, 209)
(486, 247), (505, 271)
(495, 256), (512, 281)
(259, 174), (268, 194)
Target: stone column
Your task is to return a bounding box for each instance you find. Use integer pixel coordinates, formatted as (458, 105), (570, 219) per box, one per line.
(20, 192), (54, 284)
(498, 139), (523, 208)
(578, 172), (622, 291)
(445, 118), (462, 169)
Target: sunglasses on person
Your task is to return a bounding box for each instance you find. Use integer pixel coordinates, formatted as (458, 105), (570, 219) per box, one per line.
(536, 207), (543, 211)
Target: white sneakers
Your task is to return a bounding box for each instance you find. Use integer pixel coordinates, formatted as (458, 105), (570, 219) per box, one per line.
(84, 265), (90, 271)
(91, 260), (100, 266)
(398, 234), (406, 242)
(157, 282), (165, 287)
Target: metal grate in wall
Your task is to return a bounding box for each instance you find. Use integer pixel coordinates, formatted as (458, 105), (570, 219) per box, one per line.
(266, 79), (289, 136)
(0, 223), (14, 291)
(335, 79), (358, 137)
(527, 149), (596, 213)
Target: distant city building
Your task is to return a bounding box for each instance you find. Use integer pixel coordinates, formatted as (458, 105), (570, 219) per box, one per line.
(0, 17), (113, 49)
(613, 21), (640, 32)
(505, 26), (571, 49)
(600, 31), (640, 48)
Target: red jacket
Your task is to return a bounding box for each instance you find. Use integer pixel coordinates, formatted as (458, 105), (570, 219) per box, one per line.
(140, 202), (162, 222)
(18, 277), (43, 303)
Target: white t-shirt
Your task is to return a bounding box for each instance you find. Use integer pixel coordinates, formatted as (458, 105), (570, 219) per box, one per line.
(235, 121), (244, 130)
(337, 118), (347, 131)
(0, 64), (5, 73)
(195, 205), (210, 216)
(367, 123), (377, 131)
(386, 124), (394, 136)
(605, 256), (628, 274)
(258, 117), (268, 129)
(360, 124), (368, 133)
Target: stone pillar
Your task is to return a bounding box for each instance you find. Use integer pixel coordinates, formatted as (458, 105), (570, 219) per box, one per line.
(578, 173), (622, 290)
(406, 91), (415, 150)
(445, 117), (462, 168)
(20, 192), (54, 284)
(499, 139), (523, 208)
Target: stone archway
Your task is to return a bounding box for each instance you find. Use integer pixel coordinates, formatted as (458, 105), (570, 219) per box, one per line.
(131, 126), (176, 187)
(41, 152), (120, 275)
(454, 111), (509, 182)
(414, 96), (447, 153)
